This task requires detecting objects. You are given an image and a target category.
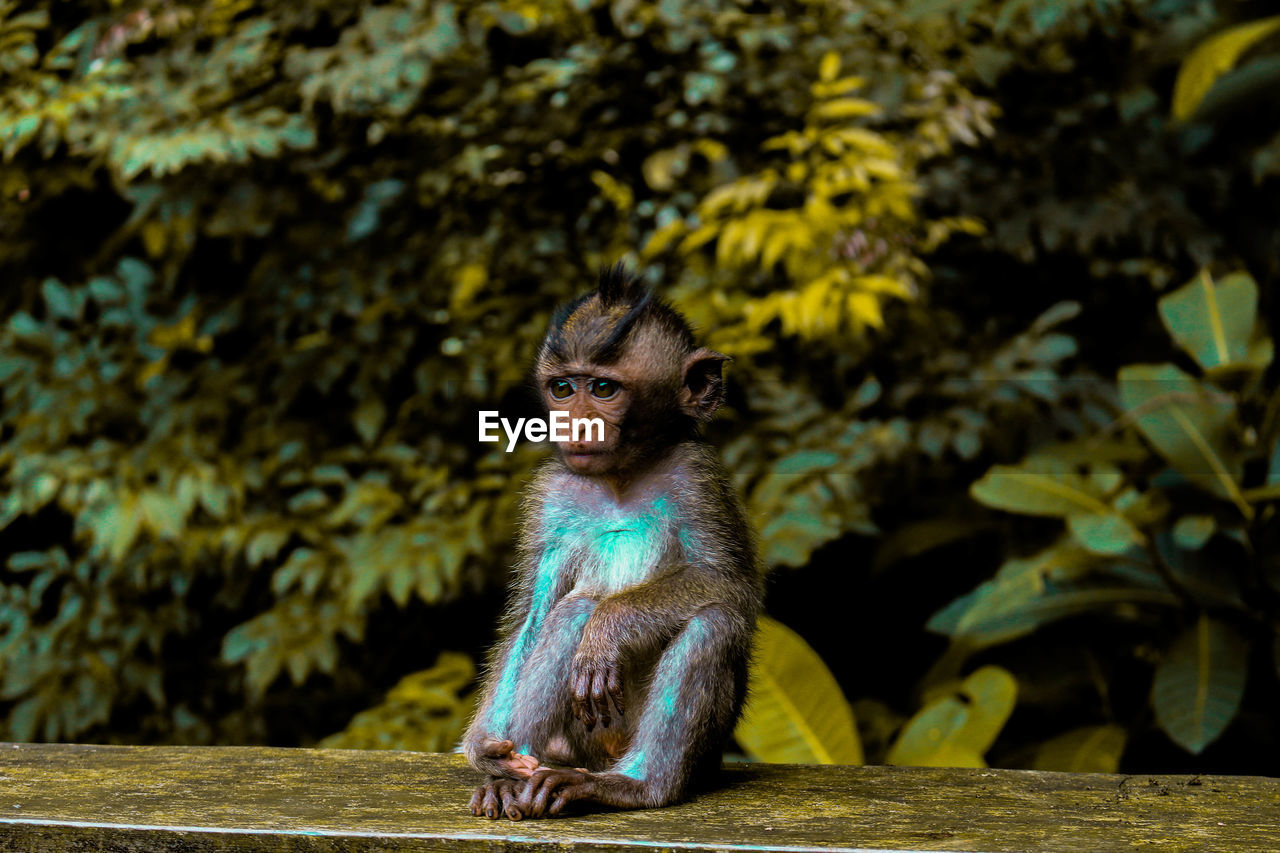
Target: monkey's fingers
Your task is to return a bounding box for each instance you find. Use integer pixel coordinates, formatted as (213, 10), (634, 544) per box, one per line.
(476, 779), (525, 820)
(572, 672), (597, 729)
(606, 668), (625, 716)
(530, 776), (558, 818)
(590, 669), (612, 728)
(548, 787), (583, 817)
(549, 794), (570, 817)
(517, 771), (555, 818)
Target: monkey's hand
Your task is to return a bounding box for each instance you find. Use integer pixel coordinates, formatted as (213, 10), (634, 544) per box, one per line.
(517, 767), (599, 818)
(473, 738), (541, 779)
(470, 776), (526, 820)
(569, 652), (624, 730)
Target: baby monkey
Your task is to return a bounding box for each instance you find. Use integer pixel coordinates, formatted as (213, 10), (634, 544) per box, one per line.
(463, 265), (761, 819)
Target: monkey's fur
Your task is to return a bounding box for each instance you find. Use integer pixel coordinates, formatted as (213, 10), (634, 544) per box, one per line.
(463, 266), (761, 820)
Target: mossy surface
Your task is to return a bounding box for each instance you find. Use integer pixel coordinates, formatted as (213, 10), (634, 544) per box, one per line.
(0, 744), (1277, 851)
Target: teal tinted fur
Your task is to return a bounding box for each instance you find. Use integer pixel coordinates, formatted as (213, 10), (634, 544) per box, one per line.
(539, 492), (677, 594)
(487, 493), (677, 734)
(617, 614), (712, 780)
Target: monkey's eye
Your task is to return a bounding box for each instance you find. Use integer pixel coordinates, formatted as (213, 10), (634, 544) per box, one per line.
(549, 379), (575, 400)
(590, 379), (619, 399)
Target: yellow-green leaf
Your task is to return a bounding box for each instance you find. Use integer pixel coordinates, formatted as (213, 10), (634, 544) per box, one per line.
(886, 666), (1017, 767)
(1173, 16), (1280, 121)
(735, 615), (863, 764)
(1033, 724), (1127, 772)
(818, 50), (840, 83)
(970, 462), (1112, 518)
(811, 98), (881, 121)
(450, 262), (488, 311)
(354, 397), (386, 446)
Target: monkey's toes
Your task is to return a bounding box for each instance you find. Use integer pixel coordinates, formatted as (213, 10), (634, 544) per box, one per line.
(471, 779), (523, 820)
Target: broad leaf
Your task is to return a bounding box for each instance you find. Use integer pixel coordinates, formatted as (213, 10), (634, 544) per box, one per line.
(971, 458), (1112, 518)
(933, 583), (1178, 647)
(1067, 512), (1143, 556)
(1172, 515), (1215, 551)
(1155, 531), (1242, 609)
(735, 616), (863, 765)
(928, 541), (1176, 645)
(886, 666), (1016, 767)
(1152, 615), (1248, 754)
(1157, 271), (1263, 372)
(1118, 364), (1249, 516)
(1033, 724), (1127, 773)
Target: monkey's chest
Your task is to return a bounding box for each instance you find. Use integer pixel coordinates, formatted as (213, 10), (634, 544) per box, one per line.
(540, 495), (678, 595)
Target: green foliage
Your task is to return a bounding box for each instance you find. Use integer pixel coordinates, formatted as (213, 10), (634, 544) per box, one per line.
(0, 0), (992, 747)
(0, 0), (1277, 777)
(933, 271), (1279, 756)
(1151, 615), (1248, 755)
(321, 652), (475, 751)
(1172, 16), (1280, 121)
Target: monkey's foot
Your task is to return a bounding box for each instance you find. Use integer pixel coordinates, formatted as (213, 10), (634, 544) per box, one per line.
(517, 767), (600, 818)
(470, 777), (525, 820)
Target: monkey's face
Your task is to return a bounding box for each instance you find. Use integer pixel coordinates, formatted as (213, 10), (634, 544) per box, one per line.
(542, 367), (633, 476)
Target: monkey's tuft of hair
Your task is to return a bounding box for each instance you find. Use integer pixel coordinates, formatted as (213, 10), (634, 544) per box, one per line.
(596, 262), (647, 306)
(541, 265), (695, 368)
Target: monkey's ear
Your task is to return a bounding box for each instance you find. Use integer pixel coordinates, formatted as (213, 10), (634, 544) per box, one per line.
(680, 348), (730, 421)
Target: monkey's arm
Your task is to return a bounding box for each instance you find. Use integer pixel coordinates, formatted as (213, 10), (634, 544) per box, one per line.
(569, 569), (749, 728)
(462, 574), (544, 780)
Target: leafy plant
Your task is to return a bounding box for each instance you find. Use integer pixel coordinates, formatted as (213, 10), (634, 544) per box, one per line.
(0, 0), (991, 748)
(321, 652), (475, 752)
(1, 0), (1277, 777)
(931, 270), (1279, 756)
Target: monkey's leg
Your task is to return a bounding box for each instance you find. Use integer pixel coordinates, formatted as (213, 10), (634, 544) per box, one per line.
(519, 604), (745, 817)
(503, 593), (598, 759)
(472, 594), (600, 820)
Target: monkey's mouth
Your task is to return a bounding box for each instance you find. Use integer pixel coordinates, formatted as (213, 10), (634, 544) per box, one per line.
(562, 447), (609, 467)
